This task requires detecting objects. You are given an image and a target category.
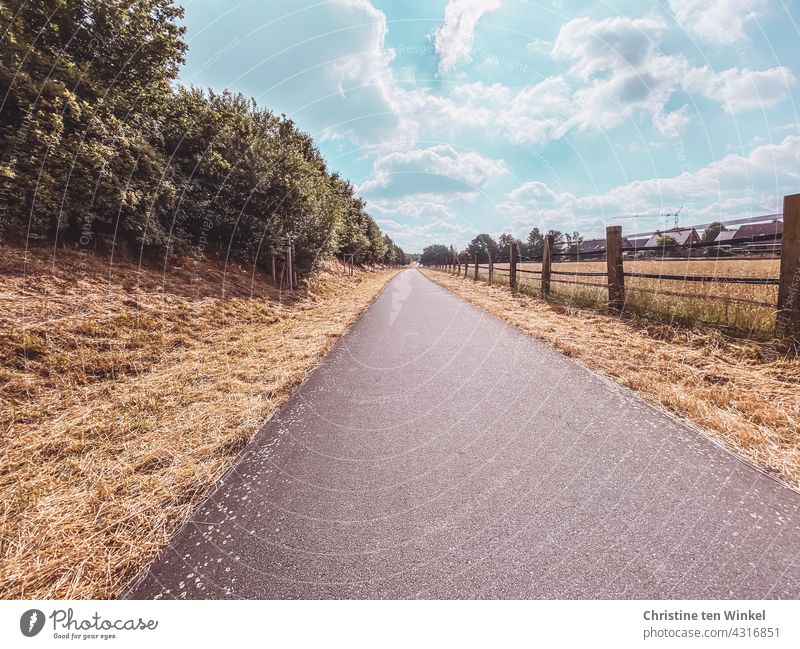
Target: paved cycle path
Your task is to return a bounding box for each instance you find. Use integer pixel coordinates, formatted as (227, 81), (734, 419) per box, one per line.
(126, 269), (800, 598)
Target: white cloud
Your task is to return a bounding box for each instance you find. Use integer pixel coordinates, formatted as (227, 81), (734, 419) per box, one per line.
(499, 134), (800, 237)
(359, 145), (507, 196)
(384, 12), (796, 155)
(668, 0), (769, 45)
(684, 65), (796, 113)
(507, 181), (559, 202)
(551, 15), (695, 137)
(245, 0), (411, 147)
(526, 38), (552, 55)
(552, 15), (667, 79)
(432, 0), (502, 75)
(376, 217), (476, 251)
(368, 199), (460, 221)
(502, 77), (575, 143)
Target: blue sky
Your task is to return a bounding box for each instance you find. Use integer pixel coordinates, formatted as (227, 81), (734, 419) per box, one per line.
(179, 0), (800, 252)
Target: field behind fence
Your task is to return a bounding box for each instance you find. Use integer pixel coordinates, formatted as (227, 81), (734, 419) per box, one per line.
(427, 194), (800, 342)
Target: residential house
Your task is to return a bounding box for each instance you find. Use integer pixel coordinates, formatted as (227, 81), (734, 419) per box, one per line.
(713, 221), (783, 243)
(643, 228), (701, 248)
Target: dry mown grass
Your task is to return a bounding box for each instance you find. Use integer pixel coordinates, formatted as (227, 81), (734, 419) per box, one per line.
(424, 269), (800, 490)
(0, 245), (398, 599)
(490, 258), (780, 337)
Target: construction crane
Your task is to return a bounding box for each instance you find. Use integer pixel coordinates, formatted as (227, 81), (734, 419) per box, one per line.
(662, 205), (683, 230)
(618, 212), (660, 234)
(617, 205), (684, 233)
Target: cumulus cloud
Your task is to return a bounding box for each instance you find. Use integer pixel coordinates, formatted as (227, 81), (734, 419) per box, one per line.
(550, 15), (693, 136)
(668, 0), (769, 45)
(552, 15), (667, 79)
(359, 145), (507, 197)
(526, 38), (553, 55)
(684, 65), (796, 113)
(432, 0), (502, 75)
(375, 217), (477, 250)
(368, 199), (461, 221)
(499, 135), (800, 236)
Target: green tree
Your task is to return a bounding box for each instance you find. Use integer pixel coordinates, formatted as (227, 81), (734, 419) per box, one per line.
(420, 244), (450, 266)
(703, 222), (727, 243)
(466, 233), (499, 262)
(656, 235), (679, 249)
(526, 227), (544, 258)
(0, 0), (399, 281)
(547, 229), (565, 252)
(497, 233), (523, 261)
(564, 231), (583, 252)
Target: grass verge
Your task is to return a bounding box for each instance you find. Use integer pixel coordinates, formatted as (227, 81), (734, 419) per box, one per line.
(423, 269), (800, 490)
(1, 246), (399, 599)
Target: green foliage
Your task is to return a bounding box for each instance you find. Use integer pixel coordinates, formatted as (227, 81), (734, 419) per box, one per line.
(547, 229), (565, 252)
(465, 234), (499, 262)
(0, 0), (404, 275)
(420, 244), (451, 266)
(526, 227), (544, 258)
(564, 230), (583, 251)
(656, 235), (679, 248)
(497, 233), (525, 261)
(703, 222), (726, 243)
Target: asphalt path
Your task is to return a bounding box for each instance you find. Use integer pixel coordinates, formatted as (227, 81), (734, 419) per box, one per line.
(126, 269), (800, 598)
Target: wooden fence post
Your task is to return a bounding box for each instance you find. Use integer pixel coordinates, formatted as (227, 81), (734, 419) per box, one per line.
(541, 234), (553, 298)
(290, 243), (296, 289)
(509, 242), (517, 292)
(488, 249), (493, 286)
(271, 250), (277, 287)
(286, 243), (293, 290)
(474, 254), (479, 280)
(455, 253), (461, 276)
(463, 254), (468, 278)
(777, 193), (800, 340)
(606, 226), (625, 311)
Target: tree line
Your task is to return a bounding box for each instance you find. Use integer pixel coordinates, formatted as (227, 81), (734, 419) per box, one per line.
(420, 220), (734, 266)
(0, 0), (409, 276)
(420, 228), (584, 266)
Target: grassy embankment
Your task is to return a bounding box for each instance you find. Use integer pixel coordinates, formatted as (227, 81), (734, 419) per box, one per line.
(423, 268), (800, 491)
(0, 246), (398, 599)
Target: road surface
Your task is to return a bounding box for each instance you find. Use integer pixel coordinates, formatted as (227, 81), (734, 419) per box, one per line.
(126, 269), (800, 598)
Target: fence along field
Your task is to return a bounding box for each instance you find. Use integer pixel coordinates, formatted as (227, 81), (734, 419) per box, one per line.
(427, 194), (800, 342)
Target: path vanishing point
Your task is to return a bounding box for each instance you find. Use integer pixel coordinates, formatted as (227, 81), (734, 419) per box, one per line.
(126, 269), (800, 599)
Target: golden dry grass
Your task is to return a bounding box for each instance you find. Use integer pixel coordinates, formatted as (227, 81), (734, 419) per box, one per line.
(489, 258), (780, 337)
(0, 245), (399, 599)
(424, 268), (800, 490)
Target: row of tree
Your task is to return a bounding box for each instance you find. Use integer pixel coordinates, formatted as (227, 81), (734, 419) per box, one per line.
(420, 228), (584, 266)
(0, 0), (408, 275)
(420, 220), (735, 266)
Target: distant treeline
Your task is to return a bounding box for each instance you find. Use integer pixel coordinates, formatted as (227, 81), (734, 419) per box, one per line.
(420, 229), (579, 265)
(0, 0), (408, 275)
(421, 223), (734, 266)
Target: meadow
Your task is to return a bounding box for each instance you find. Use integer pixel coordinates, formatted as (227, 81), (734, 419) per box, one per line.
(487, 258), (780, 338)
